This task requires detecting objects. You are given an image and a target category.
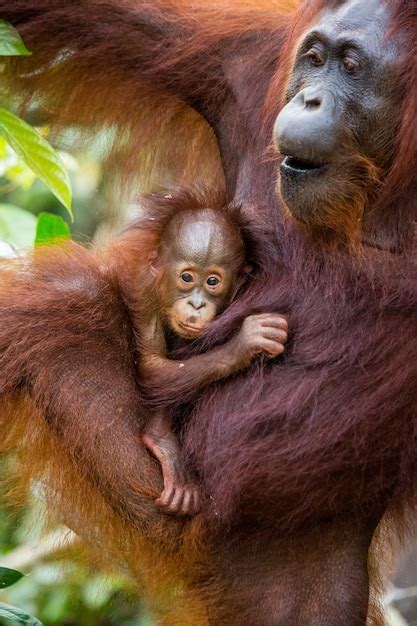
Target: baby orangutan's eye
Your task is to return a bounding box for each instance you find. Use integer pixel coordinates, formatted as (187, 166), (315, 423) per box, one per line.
(181, 272), (194, 283)
(207, 276), (220, 286)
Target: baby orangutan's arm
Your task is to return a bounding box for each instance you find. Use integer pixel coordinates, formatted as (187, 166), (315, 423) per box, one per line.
(140, 312), (288, 408)
(140, 311), (288, 516)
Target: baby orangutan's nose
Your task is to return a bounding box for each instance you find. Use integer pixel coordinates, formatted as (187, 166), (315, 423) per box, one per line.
(188, 295), (206, 310)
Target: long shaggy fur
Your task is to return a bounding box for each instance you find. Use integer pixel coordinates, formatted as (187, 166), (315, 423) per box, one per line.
(184, 228), (417, 532)
(0, 0), (417, 623)
(0, 0), (292, 195)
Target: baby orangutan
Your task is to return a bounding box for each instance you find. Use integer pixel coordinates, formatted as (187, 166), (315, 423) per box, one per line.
(131, 190), (288, 516)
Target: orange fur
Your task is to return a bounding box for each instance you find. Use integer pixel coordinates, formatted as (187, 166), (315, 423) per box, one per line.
(1, 1), (416, 623)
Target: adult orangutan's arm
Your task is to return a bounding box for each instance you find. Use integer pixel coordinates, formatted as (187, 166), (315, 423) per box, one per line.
(0, 0), (228, 119)
(0, 247), (166, 530)
(36, 352), (164, 528)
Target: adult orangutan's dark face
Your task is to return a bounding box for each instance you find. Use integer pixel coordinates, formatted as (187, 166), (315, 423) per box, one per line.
(273, 0), (402, 237)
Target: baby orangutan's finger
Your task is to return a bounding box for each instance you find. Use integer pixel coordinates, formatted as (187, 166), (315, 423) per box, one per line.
(260, 327), (288, 342)
(182, 489), (193, 515)
(259, 314), (288, 330)
(259, 338), (285, 358)
(192, 489), (201, 515)
(156, 484), (175, 509)
(168, 488), (185, 514)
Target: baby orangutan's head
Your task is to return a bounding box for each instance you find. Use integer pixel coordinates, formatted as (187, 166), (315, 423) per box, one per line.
(151, 209), (248, 339)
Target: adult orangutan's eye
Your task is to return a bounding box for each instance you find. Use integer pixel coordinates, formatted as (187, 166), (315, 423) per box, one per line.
(181, 272), (194, 283)
(305, 45), (326, 66)
(342, 55), (360, 74)
(207, 276), (220, 287)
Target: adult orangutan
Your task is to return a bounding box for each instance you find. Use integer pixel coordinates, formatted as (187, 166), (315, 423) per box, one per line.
(0, 1), (416, 624)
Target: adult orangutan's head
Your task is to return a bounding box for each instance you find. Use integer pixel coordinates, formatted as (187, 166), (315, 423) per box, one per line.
(273, 0), (403, 244)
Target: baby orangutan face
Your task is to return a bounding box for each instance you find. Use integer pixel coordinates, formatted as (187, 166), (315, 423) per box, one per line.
(152, 209), (247, 339)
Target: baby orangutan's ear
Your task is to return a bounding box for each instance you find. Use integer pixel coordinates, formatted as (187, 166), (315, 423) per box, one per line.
(149, 254), (163, 278)
(238, 264), (253, 286)
(231, 265), (253, 300)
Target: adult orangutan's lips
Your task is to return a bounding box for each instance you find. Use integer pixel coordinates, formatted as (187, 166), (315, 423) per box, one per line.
(281, 155), (328, 174)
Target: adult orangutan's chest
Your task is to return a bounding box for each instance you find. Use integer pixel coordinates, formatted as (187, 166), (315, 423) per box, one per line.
(241, 265), (416, 419)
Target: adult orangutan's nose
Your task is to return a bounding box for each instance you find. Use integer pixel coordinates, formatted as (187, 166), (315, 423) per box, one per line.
(274, 87), (342, 162)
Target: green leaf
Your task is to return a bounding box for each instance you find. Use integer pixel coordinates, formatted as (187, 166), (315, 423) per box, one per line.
(0, 568), (24, 589)
(0, 20), (31, 57)
(0, 136), (8, 159)
(0, 108), (73, 218)
(0, 602), (43, 625)
(4, 163), (36, 190)
(35, 212), (71, 246)
(0, 204), (37, 249)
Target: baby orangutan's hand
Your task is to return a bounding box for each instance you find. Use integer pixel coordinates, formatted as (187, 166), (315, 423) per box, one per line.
(231, 313), (288, 367)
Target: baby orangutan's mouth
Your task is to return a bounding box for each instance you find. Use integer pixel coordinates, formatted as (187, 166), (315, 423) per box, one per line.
(178, 320), (205, 337)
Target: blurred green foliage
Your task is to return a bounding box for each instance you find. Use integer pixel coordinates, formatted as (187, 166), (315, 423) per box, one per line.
(0, 132), (105, 250)
(0, 497), (151, 625)
(0, 109), (72, 218)
(35, 213), (71, 246)
(0, 563), (42, 626)
(0, 19), (31, 56)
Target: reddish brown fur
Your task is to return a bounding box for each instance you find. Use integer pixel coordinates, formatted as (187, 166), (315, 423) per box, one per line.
(0, 236), (214, 623)
(0, 189), (268, 620)
(0, 1), (416, 624)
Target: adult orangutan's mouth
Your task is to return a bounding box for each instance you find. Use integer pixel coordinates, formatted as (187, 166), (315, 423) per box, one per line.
(281, 155), (328, 174)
